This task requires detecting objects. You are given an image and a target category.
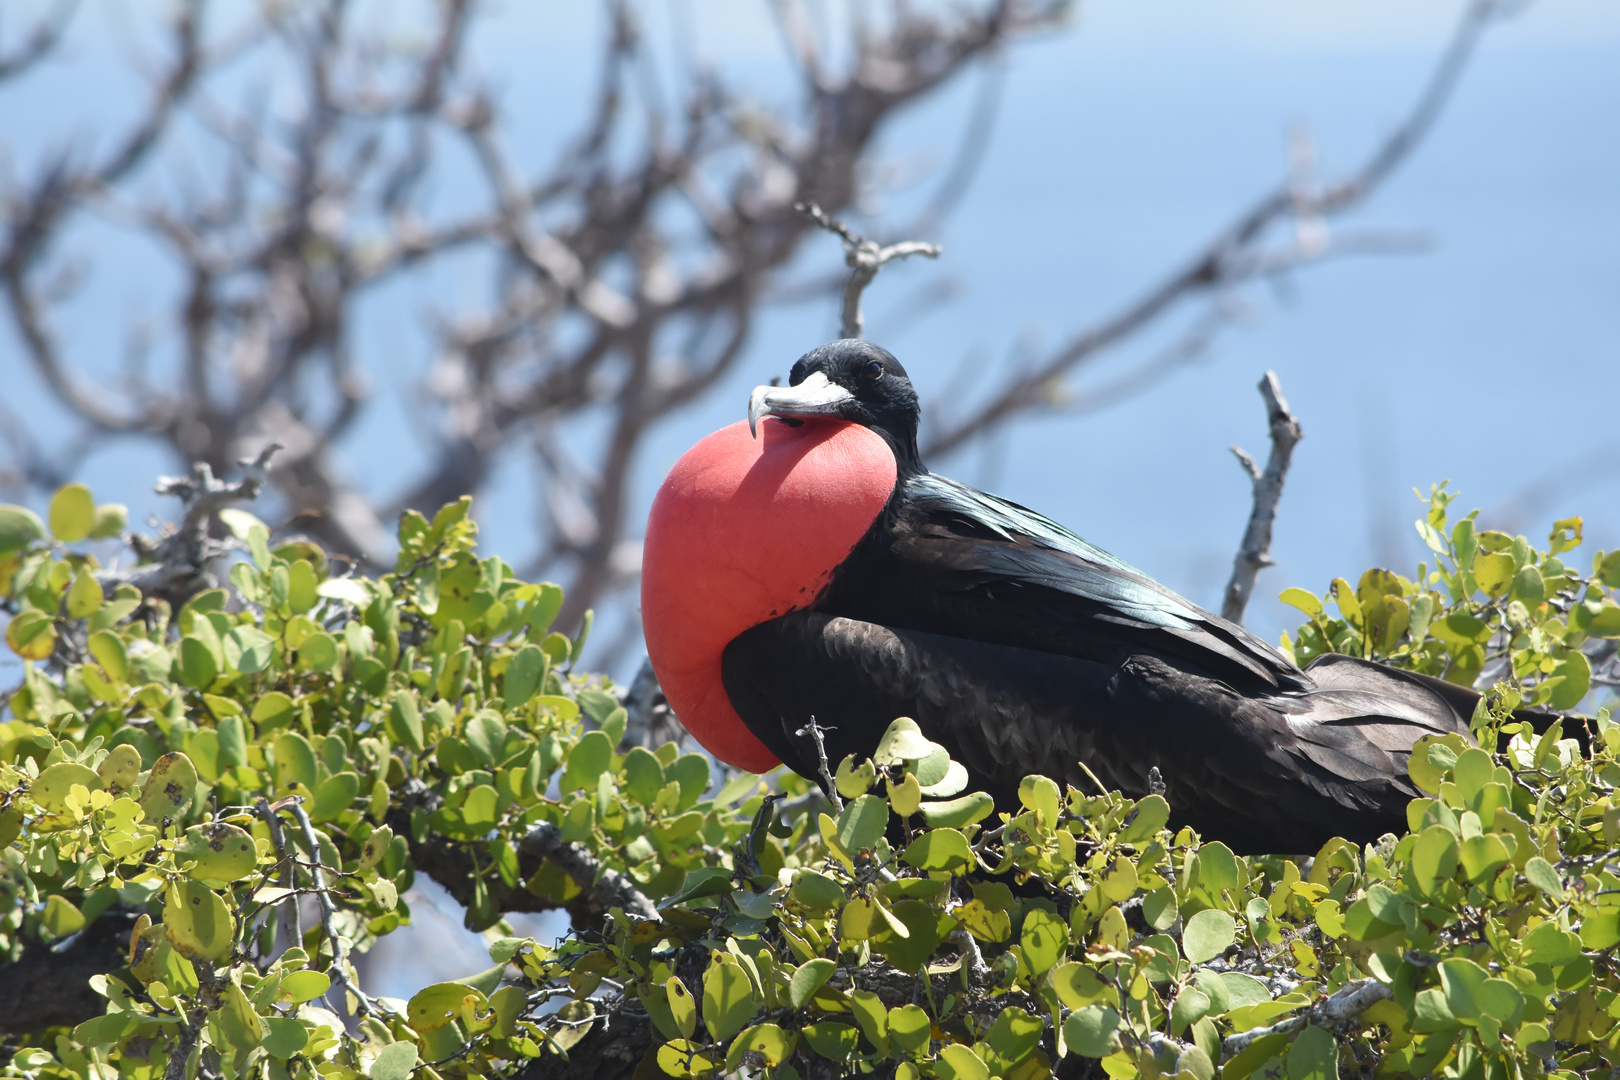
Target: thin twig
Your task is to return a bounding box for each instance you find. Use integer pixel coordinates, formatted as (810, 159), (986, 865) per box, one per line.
(254, 797), (301, 954)
(281, 798), (380, 1017)
(107, 443), (281, 611)
(1221, 372), (1303, 624)
(796, 716), (844, 813)
(796, 202), (942, 340)
(163, 959), (223, 1080)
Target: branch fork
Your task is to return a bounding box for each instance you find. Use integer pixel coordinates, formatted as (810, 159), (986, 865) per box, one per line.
(796, 202), (942, 340)
(1221, 373), (1302, 625)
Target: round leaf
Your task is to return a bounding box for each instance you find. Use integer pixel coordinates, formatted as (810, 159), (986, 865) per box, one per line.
(1182, 908), (1236, 964)
(48, 483), (95, 542)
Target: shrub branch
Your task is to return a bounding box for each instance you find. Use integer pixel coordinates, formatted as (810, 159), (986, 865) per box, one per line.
(1221, 372), (1303, 624)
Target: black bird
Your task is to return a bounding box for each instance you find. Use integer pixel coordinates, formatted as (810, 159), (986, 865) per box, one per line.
(642, 339), (1495, 853)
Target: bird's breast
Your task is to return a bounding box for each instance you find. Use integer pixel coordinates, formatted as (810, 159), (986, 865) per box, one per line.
(641, 418), (896, 770)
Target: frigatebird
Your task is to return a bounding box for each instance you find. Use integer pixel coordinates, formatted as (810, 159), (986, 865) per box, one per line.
(641, 340), (1490, 853)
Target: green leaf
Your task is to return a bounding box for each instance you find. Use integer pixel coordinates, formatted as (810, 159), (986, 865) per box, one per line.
(311, 772), (360, 822)
(178, 821), (258, 883)
(1439, 958), (1489, 1020)
(1412, 825), (1459, 895)
(278, 970), (332, 1004)
(1052, 962), (1111, 1009)
(1285, 1025), (1336, 1080)
(1018, 774), (1061, 823)
(297, 631), (338, 671)
(504, 644), (546, 706)
(918, 791), (995, 828)
(1477, 978), (1525, 1026)
(1279, 587), (1322, 618)
(1118, 794), (1170, 844)
(1472, 551), (1515, 597)
(667, 976), (697, 1039)
(1195, 841), (1239, 895)
(1549, 651), (1591, 711)
(370, 1041), (418, 1080)
(789, 958), (836, 1009)
(0, 504), (45, 552)
(1524, 856), (1565, 901)
(901, 828), (973, 872)
(873, 717), (936, 765)
(31, 762), (102, 812)
(465, 710), (506, 768)
(837, 794), (888, 852)
(179, 635), (219, 689)
(389, 693), (425, 753)
(1182, 908), (1236, 964)
(888, 1004), (931, 1055)
(163, 879), (235, 962)
(274, 732), (318, 792)
(565, 730), (613, 788)
(847, 989), (889, 1055)
(935, 1044), (989, 1080)
(407, 982), (486, 1033)
(1579, 908), (1620, 950)
(727, 1024), (795, 1068)
(66, 570), (103, 618)
(1063, 1004), (1122, 1058)
(139, 752), (197, 823)
(801, 1022), (860, 1064)
(622, 747), (664, 805)
(42, 895), (86, 937)
(48, 483), (95, 542)
(1020, 907), (1067, 976)
(701, 955), (757, 1043)
(6, 610), (56, 661)
(789, 871), (845, 912)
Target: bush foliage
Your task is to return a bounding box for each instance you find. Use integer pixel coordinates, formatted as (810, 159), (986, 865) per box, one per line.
(1, 478), (1618, 1080)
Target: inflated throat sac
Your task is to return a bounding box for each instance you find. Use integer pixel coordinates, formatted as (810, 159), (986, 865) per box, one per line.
(641, 418), (896, 770)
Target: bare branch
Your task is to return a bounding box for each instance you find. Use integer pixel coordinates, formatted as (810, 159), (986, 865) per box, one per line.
(1221, 373), (1303, 625)
(922, 0), (1512, 459)
(281, 797), (382, 1016)
(797, 201), (942, 339)
(0, 1), (78, 83)
(108, 444), (281, 611)
(1222, 979), (1392, 1058)
(519, 822), (661, 923)
(253, 797), (301, 957)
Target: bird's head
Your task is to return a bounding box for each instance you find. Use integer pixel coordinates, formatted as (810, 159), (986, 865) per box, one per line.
(748, 340), (922, 471)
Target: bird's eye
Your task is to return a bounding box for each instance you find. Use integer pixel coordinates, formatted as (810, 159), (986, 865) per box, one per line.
(863, 360), (884, 381)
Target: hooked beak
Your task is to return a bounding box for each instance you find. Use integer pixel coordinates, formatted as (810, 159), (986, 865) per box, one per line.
(747, 371), (856, 438)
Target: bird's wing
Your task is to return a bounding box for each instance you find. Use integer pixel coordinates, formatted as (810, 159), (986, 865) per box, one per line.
(721, 611), (1434, 852)
(874, 473), (1307, 691)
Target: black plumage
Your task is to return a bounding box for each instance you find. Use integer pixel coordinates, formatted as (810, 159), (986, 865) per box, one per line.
(724, 340), (1490, 853)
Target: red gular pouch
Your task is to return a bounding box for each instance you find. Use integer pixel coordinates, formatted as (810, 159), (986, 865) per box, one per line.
(641, 418), (898, 771)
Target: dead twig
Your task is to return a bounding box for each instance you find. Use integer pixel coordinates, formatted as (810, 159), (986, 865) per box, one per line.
(280, 797), (382, 1017)
(1221, 979), (1392, 1057)
(797, 202), (942, 340)
(108, 443), (280, 611)
(796, 716), (844, 813)
(1221, 373), (1303, 625)
(253, 796), (301, 955)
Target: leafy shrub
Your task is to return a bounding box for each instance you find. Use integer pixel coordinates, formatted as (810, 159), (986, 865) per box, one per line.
(0, 478), (1616, 1080)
